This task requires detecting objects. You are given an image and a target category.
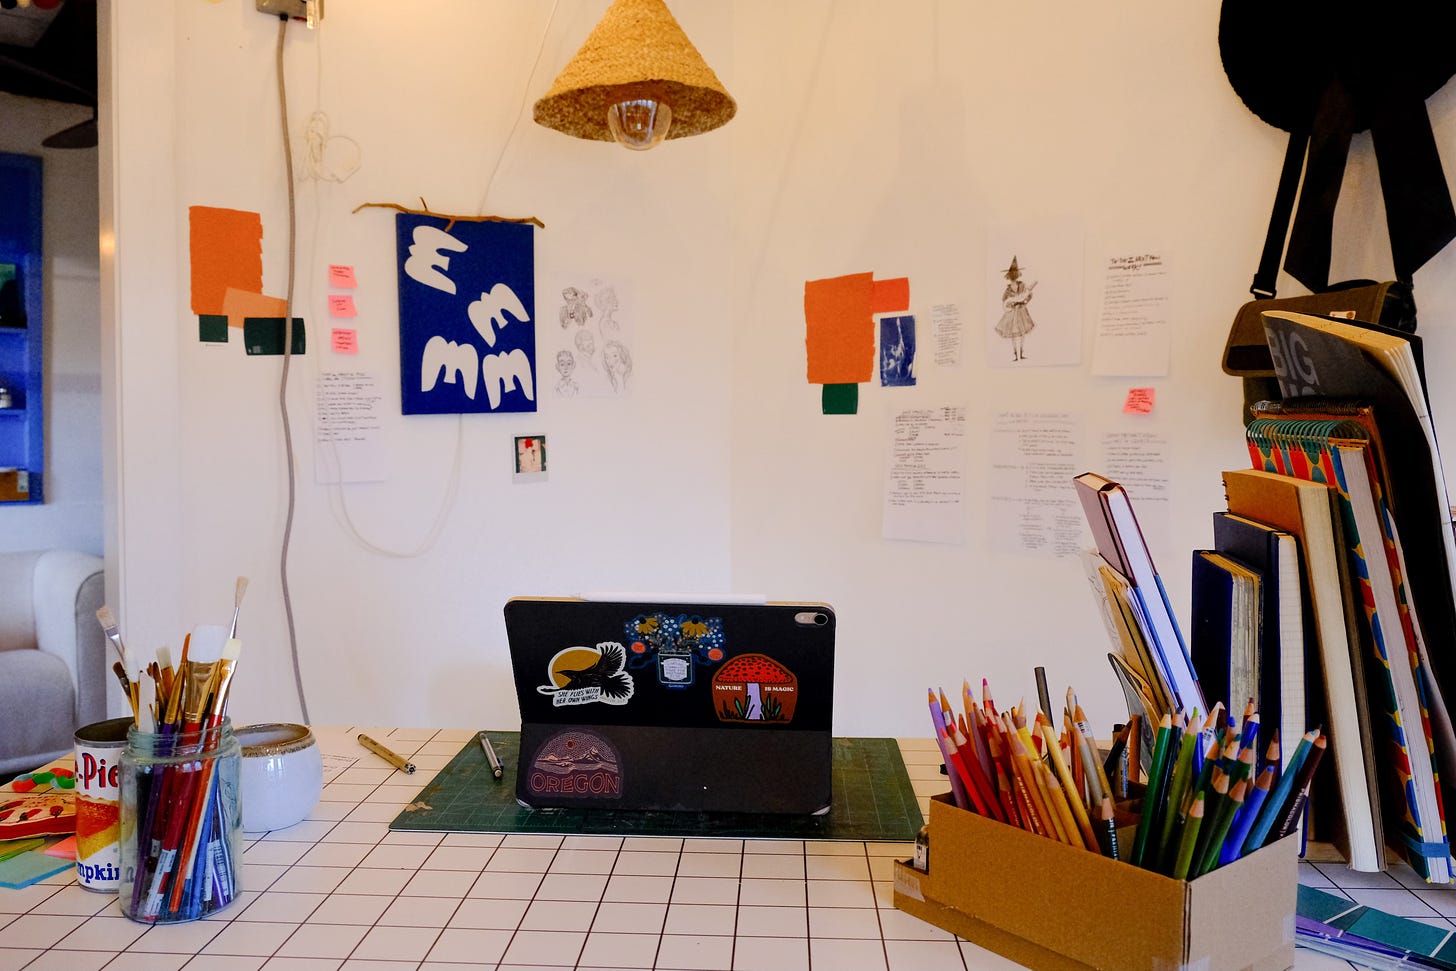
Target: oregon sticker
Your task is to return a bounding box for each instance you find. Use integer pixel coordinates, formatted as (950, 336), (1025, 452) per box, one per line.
(536, 642), (634, 706)
(712, 653), (798, 723)
(527, 730), (622, 799)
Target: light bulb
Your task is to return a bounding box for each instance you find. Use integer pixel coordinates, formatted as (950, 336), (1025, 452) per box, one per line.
(606, 99), (672, 151)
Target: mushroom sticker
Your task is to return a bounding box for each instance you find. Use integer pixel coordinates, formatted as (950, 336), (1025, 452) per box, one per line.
(712, 653), (798, 723)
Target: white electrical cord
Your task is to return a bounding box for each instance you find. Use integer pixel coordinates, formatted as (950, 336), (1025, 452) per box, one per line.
(320, 0), (560, 558)
(271, 5), (563, 710)
(475, 0), (560, 215)
(276, 15), (310, 724)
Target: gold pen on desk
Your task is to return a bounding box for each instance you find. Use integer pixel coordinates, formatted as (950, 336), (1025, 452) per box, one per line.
(479, 731), (503, 780)
(357, 733), (416, 774)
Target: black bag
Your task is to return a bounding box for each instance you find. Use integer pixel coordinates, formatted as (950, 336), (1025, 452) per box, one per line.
(1218, 3), (1456, 421)
(1221, 128), (1419, 421)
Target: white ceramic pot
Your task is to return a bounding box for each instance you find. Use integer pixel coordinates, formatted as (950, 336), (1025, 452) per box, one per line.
(236, 723), (322, 833)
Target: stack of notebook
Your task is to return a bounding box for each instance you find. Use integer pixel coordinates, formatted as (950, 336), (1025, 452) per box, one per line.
(1078, 309), (1456, 881)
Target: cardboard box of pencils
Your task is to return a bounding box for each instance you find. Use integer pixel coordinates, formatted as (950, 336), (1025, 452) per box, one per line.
(893, 793), (1297, 971)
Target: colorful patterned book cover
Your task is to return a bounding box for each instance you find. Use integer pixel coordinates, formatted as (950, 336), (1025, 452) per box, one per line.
(1246, 417), (1451, 881)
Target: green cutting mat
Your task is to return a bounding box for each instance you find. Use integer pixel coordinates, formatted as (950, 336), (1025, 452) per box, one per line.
(390, 733), (923, 841)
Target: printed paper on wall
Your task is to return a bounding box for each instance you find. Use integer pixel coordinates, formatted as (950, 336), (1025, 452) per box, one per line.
(396, 215), (537, 415)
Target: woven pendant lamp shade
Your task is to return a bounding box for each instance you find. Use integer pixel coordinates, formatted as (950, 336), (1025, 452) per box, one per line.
(533, 0), (736, 142)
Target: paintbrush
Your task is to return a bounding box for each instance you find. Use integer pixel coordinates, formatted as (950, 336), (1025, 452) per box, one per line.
(156, 645), (175, 699)
(95, 605), (130, 671)
(111, 660), (138, 722)
(227, 577), (249, 640)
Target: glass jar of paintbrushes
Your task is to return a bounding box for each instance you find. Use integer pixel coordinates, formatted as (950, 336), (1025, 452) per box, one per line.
(95, 578), (251, 923)
(118, 718), (242, 923)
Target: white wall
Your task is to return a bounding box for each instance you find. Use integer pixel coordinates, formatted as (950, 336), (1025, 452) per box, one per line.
(104, 0), (734, 727)
(723, 0), (1456, 736)
(102, 2), (1456, 737)
(0, 93), (103, 556)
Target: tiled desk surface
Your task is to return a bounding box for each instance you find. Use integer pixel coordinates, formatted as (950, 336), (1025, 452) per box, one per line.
(0, 728), (1451, 971)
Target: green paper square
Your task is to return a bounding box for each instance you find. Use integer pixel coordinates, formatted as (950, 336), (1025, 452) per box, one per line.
(198, 315), (228, 343)
(243, 317), (307, 356)
(822, 383), (858, 415)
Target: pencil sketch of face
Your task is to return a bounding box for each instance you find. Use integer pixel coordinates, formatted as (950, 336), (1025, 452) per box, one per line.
(602, 339), (632, 392)
(574, 328), (596, 365)
(559, 287), (593, 329)
(554, 351), (578, 397)
(594, 287), (620, 333)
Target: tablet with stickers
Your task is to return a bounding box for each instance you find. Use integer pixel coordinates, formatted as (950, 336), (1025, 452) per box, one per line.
(503, 597), (836, 814)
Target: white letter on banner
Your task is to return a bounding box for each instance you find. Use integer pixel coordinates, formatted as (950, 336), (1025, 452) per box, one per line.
(480, 349), (535, 409)
(467, 283), (531, 347)
(405, 226), (467, 294)
(421, 336), (479, 399)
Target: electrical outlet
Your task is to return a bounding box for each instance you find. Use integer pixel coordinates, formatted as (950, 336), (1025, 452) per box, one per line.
(256, 0), (323, 27)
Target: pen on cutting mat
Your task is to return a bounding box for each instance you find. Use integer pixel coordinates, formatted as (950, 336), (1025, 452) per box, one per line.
(479, 732), (504, 780)
(357, 734), (415, 774)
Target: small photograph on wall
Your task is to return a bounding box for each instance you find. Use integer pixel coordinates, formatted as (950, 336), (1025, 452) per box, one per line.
(514, 434), (547, 480)
(984, 219), (1084, 368)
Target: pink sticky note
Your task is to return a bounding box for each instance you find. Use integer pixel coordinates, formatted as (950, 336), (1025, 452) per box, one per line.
(1123, 387), (1155, 414)
(328, 294), (357, 318)
(331, 328), (358, 354)
(328, 265), (357, 288)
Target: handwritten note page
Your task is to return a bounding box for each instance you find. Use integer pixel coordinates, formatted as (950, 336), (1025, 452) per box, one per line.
(315, 370), (386, 484)
(1101, 431), (1171, 550)
(883, 406), (968, 543)
(930, 303), (964, 367)
(987, 411), (1086, 557)
(1092, 250), (1172, 376)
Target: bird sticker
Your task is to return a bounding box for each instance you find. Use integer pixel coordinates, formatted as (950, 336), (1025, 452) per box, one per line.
(536, 643), (636, 707)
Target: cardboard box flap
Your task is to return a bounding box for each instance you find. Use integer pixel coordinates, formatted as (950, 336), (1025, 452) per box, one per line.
(931, 799), (1186, 971)
(1184, 836), (1298, 969)
(915, 795), (1298, 971)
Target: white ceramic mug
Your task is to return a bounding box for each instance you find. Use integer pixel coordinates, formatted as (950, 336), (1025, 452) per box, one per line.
(235, 723), (322, 833)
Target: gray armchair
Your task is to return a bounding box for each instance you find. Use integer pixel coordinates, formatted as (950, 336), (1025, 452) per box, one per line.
(0, 550), (107, 774)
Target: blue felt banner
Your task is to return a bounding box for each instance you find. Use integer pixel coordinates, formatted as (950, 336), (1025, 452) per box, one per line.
(395, 215), (537, 415)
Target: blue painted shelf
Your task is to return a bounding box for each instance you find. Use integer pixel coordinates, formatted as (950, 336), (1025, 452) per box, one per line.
(0, 152), (43, 504)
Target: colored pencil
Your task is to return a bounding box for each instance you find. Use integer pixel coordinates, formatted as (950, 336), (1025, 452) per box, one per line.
(1196, 778), (1246, 876)
(1221, 765), (1274, 865)
(1097, 796), (1120, 860)
(1171, 793), (1205, 880)
(1131, 713), (1174, 867)
(928, 690), (970, 810)
(1243, 729), (1318, 853)
(1126, 713), (1141, 789)
(1154, 712), (1203, 874)
(1040, 761), (1084, 848)
(1041, 722), (1097, 849)
(1275, 734), (1327, 840)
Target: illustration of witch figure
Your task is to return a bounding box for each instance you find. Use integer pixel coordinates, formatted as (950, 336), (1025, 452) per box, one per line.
(995, 255), (1037, 362)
